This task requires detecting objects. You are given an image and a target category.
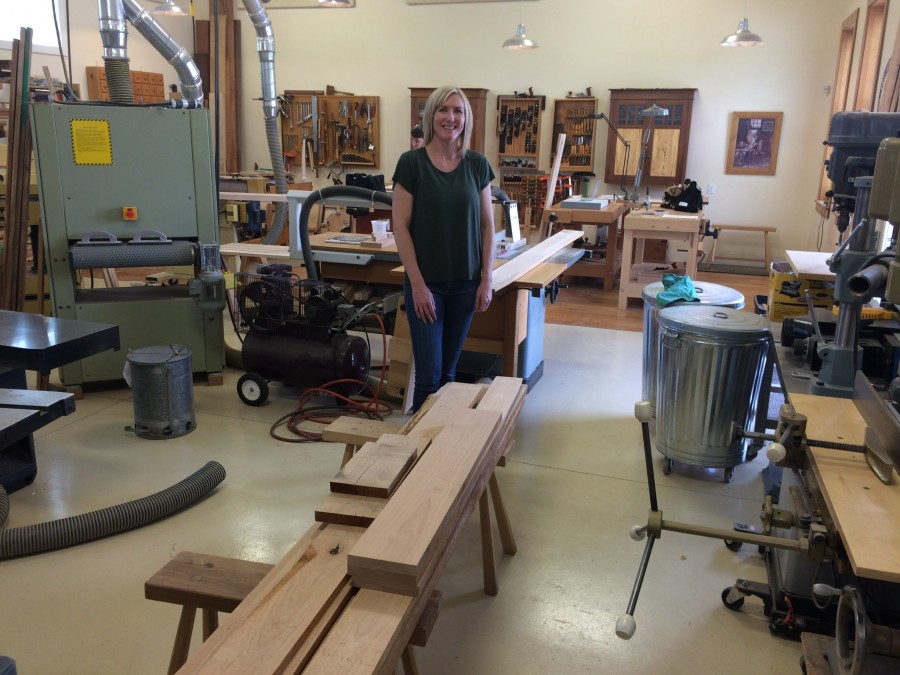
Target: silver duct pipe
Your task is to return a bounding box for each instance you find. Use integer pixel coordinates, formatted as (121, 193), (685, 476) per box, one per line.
(242, 0), (289, 242)
(97, 1), (203, 107)
(97, 0), (134, 103)
(122, 0), (204, 106)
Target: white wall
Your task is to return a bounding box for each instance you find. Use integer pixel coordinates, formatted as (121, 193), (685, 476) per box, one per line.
(3, 0), (898, 263)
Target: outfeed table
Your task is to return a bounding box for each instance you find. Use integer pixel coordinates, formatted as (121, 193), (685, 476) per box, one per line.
(618, 210), (705, 309)
(538, 200), (630, 290)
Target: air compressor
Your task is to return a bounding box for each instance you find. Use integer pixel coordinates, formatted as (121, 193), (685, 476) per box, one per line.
(235, 264), (370, 405)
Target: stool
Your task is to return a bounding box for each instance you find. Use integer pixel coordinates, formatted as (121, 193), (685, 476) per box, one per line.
(703, 224), (776, 272)
(146, 551), (440, 675)
(145, 551), (273, 674)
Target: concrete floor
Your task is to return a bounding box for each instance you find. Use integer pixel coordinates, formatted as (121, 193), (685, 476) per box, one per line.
(0, 324), (802, 674)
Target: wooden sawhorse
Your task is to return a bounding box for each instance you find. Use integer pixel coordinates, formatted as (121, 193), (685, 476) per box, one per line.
(703, 224), (776, 272)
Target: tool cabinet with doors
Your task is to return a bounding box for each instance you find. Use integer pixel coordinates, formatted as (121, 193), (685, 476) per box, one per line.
(603, 88), (697, 187)
(496, 93), (544, 170)
(281, 91), (381, 169)
(409, 87), (488, 154)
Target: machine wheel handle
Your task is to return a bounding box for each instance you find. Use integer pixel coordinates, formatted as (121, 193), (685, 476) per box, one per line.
(238, 373), (269, 406)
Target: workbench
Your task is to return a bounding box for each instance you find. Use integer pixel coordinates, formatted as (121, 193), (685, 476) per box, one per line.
(220, 230), (583, 391)
(618, 210), (705, 309)
(538, 200), (630, 291)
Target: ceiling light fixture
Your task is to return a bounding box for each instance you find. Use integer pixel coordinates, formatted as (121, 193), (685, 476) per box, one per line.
(318, 0), (353, 6)
(503, 0), (538, 50)
(152, 0), (188, 17)
(721, 3), (763, 46)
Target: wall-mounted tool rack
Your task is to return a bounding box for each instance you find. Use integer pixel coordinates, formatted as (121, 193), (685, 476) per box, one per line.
(500, 172), (549, 231)
(281, 89), (324, 174)
(496, 93), (545, 170)
(282, 91), (381, 169)
(552, 97), (598, 172)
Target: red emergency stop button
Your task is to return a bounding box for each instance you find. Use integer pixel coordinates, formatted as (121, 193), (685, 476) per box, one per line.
(123, 206), (138, 220)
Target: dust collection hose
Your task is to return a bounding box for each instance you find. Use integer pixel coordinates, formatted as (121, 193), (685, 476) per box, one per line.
(0, 461), (225, 561)
(297, 186), (393, 281)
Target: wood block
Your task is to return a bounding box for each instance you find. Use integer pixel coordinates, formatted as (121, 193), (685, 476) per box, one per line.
(330, 435), (420, 498)
(347, 407), (502, 596)
(314, 492), (385, 528)
(322, 417), (403, 446)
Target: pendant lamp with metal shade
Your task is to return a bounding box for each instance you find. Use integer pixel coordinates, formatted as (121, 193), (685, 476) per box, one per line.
(503, 0), (538, 50)
(721, 2), (763, 46)
(151, 0), (188, 17)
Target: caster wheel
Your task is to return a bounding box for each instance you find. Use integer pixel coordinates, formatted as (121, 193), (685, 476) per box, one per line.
(721, 587), (745, 611)
(724, 539), (743, 552)
(663, 458), (674, 475)
(724, 467), (735, 483)
(237, 373), (269, 406)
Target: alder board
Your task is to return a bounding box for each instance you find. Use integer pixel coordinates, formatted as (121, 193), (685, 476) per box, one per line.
(321, 417), (403, 446)
(329, 435), (421, 498)
(490, 229), (582, 292)
(347, 407), (502, 596)
(314, 492), (386, 528)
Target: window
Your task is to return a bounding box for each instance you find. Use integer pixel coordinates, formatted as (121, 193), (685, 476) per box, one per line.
(1, 1), (68, 56)
(817, 10), (859, 202)
(853, 0), (890, 111)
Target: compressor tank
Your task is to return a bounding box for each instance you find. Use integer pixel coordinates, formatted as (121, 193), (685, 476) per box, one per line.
(241, 330), (369, 397)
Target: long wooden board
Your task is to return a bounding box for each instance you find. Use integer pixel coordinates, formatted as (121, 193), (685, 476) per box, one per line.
(347, 407), (502, 596)
(177, 524), (363, 674)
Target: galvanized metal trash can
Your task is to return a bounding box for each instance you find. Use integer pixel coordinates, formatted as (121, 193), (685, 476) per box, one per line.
(655, 305), (770, 476)
(642, 281), (745, 415)
(126, 344), (196, 440)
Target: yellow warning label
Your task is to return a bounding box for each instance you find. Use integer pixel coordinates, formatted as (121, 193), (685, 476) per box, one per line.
(71, 119), (113, 165)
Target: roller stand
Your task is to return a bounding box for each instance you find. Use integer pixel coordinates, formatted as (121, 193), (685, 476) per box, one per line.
(616, 401), (660, 640)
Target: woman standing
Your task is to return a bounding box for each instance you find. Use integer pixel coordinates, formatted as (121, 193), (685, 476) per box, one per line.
(392, 87), (496, 412)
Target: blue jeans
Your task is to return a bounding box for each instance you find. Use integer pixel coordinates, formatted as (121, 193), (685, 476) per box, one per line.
(404, 279), (478, 412)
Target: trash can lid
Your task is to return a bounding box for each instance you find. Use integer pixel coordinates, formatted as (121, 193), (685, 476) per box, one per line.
(642, 280), (745, 309)
(126, 344), (192, 365)
(658, 304), (770, 337)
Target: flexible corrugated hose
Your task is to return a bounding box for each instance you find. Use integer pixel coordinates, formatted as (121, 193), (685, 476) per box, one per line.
(0, 461), (226, 561)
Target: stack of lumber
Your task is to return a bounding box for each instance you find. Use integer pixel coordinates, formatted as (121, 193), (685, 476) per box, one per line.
(0, 28), (34, 312)
(177, 376), (525, 675)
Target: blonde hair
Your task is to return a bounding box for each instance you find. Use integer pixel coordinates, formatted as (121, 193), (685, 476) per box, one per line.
(422, 86), (473, 154)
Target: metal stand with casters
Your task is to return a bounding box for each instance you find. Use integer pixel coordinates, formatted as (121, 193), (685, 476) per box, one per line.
(617, 401), (834, 640)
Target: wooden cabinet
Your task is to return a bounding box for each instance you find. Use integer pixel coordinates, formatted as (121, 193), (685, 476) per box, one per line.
(603, 88), (696, 187)
(496, 94), (544, 170)
(551, 97), (598, 172)
(409, 87), (488, 154)
(86, 66), (166, 103)
(282, 91), (380, 169)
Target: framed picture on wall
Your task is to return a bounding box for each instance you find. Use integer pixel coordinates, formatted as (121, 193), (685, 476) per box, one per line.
(725, 111), (783, 175)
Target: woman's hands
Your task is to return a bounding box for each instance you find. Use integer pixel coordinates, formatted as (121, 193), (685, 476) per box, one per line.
(475, 277), (492, 312)
(411, 282), (437, 323)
